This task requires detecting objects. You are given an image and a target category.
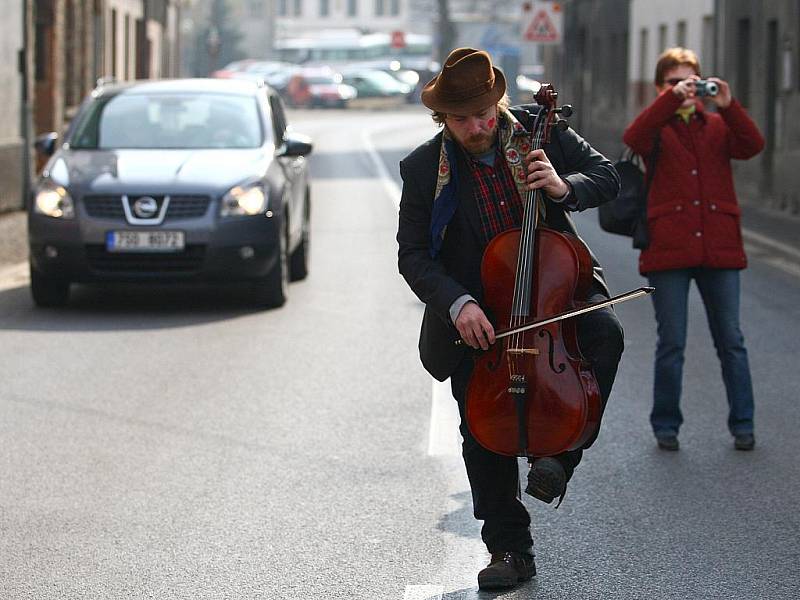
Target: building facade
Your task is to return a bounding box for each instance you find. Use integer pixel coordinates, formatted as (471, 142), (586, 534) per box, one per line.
(629, 0), (715, 116)
(0, 2), (28, 213)
(539, 0), (630, 158)
(717, 0), (800, 214)
(275, 0), (408, 38)
(0, 0), (184, 214)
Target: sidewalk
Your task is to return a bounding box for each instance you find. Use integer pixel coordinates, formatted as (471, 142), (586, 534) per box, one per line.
(0, 210), (26, 269)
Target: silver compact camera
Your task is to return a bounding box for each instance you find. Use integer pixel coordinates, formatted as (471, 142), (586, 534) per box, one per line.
(695, 79), (719, 97)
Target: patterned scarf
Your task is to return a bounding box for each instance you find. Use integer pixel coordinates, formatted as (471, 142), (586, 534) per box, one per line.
(429, 108), (533, 258)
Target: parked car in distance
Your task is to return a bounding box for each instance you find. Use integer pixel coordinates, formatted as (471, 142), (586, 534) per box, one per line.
(29, 78), (313, 309)
(226, 63), (299, 104)
(285, 67), (357, 108)
(340, 69), (412, 108)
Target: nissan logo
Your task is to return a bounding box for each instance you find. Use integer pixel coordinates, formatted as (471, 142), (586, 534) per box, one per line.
(133, 196), (159, 218)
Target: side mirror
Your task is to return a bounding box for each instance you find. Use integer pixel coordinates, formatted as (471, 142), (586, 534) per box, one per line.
(34, 132), (58, 156)
(277, 133), (313, 157)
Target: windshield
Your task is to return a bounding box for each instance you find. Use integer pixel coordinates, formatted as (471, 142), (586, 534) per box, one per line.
(70, 92), (265, 149)
(306, 76), (339, 85)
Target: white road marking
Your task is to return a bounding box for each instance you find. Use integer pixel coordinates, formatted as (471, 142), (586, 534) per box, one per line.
(403, 584), (444, 600)
(360, 126), (403, 209)
(742, 227), (800, 261)
(361, 119), (463, 458)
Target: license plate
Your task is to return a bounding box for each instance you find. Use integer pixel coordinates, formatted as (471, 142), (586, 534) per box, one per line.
(106, 230), (185, 252)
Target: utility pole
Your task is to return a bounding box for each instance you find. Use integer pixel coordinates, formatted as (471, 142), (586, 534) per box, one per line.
(436, 0), (456, 65)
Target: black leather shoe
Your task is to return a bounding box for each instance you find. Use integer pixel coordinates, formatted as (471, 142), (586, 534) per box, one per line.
(734, 433), (755, 451)
(477, 551), (536, 590)
(656, 435), (679, 451)
(525, 457), (567, 506)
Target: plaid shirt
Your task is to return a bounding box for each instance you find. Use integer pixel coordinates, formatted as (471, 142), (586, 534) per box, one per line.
(467, 147), (526, 244)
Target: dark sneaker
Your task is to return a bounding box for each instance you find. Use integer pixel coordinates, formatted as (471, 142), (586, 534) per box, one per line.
(477, 551), (536, 590)
(734, 433), (755, 451)
(525, 457), (567, 506)
(656, 435), (679, 451)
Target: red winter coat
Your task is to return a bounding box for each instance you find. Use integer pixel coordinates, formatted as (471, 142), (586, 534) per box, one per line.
(623, 90), (764, 274)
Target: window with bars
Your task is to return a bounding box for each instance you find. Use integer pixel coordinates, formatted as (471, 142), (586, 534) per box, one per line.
(737, 18), (751, 107)
(676, 20), (686, 47)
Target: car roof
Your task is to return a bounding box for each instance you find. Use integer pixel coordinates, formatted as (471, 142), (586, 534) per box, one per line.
(94, 78), (267, 98)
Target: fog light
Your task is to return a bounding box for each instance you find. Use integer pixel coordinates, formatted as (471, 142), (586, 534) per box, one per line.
(45, 245), (58, 259)
(239, 246), (255, 259)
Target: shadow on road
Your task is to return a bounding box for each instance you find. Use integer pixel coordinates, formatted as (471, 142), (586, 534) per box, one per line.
(0, 281), (270, 332)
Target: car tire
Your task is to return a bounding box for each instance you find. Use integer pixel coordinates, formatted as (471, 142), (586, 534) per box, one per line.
(252, 217), (289, 308)
(289, 192), (310, 282)
(30, 263), (70, 307)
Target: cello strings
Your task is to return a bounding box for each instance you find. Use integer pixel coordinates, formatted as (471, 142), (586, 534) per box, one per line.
(510, 117), (536, 351)
(510, 112), (545, 363)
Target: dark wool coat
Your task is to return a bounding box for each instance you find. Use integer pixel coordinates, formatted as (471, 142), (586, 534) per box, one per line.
(397, 106), (620, 381)
(623, 90), (764, 275)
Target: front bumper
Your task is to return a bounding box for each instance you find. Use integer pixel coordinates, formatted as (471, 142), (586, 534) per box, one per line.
(29, 212), (282, 283)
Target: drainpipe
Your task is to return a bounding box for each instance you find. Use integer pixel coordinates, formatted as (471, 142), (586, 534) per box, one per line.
(20, 0), (32, 208)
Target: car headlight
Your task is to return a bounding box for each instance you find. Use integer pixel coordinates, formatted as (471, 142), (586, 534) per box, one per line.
(221, 183), (268, 216)
(34, 180), (74, 219)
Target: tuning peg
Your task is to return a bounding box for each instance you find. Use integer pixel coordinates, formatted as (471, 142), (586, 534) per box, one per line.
(555, 105), (573, 117)
(555, 119), (569, 131)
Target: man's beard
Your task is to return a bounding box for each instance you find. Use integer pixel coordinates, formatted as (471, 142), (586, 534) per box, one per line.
(463, 131), (496, 155)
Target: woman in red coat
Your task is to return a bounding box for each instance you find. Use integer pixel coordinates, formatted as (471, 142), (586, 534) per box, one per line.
(623, 47), (764, 452)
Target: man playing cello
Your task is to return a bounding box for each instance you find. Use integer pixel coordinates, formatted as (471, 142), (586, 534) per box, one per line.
(397, 48), (624, 590)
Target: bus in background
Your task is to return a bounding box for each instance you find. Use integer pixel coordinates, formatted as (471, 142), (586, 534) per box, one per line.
(274, 30), (438, 99)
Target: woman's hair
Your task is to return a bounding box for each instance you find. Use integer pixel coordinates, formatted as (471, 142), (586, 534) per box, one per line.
(430, 93), (511, 126)
(654, 47), (701, 86)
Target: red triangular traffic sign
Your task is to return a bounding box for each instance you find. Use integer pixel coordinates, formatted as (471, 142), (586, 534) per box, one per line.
(524, 9), (559, 42)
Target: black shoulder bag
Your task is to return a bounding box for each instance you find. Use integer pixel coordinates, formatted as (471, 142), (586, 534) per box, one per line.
(599, 132), (661, 249)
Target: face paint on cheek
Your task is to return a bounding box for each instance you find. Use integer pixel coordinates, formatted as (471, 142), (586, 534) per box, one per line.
(487, 117), (496, 129)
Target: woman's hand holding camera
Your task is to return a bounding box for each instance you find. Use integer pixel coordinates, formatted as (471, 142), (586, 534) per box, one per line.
(706, 78), (732, 109)
(671, 75), (732, 109)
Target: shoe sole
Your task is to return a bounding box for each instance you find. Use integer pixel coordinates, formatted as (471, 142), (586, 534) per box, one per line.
(478, 571), (536, 590)
(525, 460), (566, 503)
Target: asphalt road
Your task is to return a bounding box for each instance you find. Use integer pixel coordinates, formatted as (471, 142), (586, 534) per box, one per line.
(0, 106), (798, 599)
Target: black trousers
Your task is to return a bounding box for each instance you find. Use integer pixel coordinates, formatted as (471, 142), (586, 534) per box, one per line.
(449, 293), (624, 554)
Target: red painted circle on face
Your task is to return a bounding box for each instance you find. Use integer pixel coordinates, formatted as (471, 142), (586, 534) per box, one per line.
(487, 117), (496, 129)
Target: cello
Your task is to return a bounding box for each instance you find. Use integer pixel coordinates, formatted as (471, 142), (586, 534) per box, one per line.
(464, 84), (651, 459)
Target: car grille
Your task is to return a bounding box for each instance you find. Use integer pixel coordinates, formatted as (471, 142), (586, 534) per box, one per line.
(83, 195), (211, 220)
(84, 196), (124, 219)
(85, 244), (206, 273)
(165, 196), (211, 220)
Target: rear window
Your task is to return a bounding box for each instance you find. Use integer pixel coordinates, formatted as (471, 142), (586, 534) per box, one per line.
(70, 92), (266, 149)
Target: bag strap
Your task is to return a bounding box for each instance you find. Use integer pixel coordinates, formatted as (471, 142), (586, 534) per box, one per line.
(642, 131), (661, 199)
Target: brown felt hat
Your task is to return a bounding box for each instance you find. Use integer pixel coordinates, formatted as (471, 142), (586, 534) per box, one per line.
(421, 47), (507, 115)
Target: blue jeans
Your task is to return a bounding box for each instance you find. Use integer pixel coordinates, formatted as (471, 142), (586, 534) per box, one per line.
(647, 268), (754, 437)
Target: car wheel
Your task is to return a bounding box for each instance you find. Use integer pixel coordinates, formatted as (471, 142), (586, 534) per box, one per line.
(30, 263), (70, 307)
(289, 192), (310, 282)
(252, 216), (289, 308)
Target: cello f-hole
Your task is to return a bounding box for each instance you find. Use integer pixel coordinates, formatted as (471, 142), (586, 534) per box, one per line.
(539, 329), (566, 374)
